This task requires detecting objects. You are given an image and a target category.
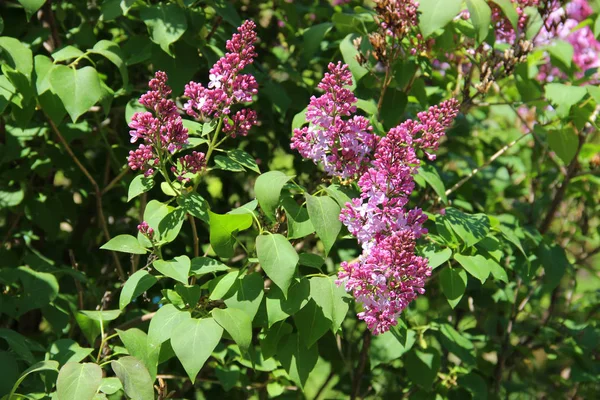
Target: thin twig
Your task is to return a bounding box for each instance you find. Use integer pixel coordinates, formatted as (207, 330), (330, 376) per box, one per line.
(69, 250), (85, 309)
(111, 311), (156, 333)
(101, 167), (130, 196)
(351, 331), (371, 400)
(45, 115), (126, 281)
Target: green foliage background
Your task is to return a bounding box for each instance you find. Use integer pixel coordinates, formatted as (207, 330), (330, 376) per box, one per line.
(0, 0), (599, 399)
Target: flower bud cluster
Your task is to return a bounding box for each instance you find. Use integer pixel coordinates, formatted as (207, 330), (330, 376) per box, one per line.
(128, 72), (189, 176)
(291, 62), (378, 180)
(183, 20), (259, 137)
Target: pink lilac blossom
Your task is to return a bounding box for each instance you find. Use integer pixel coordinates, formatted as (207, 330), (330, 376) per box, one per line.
(290, 62), (378, 180)
(171, 151), (206, 182)
(337, 99), (458, 334)
(223, 109), (258, 138)
(128, 71), (188, 176)
(137, 221), (154, 239)
(183, 20), (258, 126)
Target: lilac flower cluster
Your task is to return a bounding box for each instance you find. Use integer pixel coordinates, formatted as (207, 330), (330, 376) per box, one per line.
(137, 221), (154, 239)
(290, 62), (378, 180)
(183, 20), (259, 137)
(375, 0), (420, 39)
(128, 72), (189, 176)
(338, 99), (459, 334)
(291, 62), (459, 334)
(171, 151), (206, 182)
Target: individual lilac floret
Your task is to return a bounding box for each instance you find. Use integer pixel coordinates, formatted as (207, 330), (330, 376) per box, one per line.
(171, 151), (206, 182)
(291, 62), (378, 180)
(128, 71), (189, 175)
(183, 20), (259, 127)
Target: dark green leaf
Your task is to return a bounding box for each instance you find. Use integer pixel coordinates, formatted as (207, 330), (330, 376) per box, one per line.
(277, 333), (318, 390)
(255, 171), (293, 222)
(440, 267), (467, 308)
(305, 194), (341, 256)
(140, 3), (187, 56)
(405, 348), (441, 388)
(209, 211), (253, 258)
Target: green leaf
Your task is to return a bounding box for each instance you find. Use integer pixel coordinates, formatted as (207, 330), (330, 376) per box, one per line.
(537, 242), (569, 291)
(223, 273), (264, 320)
(214, 155), (246, 171)
(454, 253), (494, 284)
(0, 37), (34, 102)
(171, 317), (223, 381)
(380, 88), (408, 129)
(298, 253), (325, 269)
(140, 3), (188, 56)
(12, 266), (59, 317)
(265, 279), (310, 327)
(213, 308), (252, 353)
(303, 23), (333, 60)
(174, 284), (202, 308)
(491, 0), (519, 31)
(261, 321), (293, 360)
(140, 200), (186, 245)
(547, 128), (579, 164)
(18, 0), (46, 20)
(190, 256), (230, 276)
(545, 40), (574, 69)
(308, 276), (349, 333)
(305, 194), (342, 256)
(153, 255), (190, 284)
(98, 377), (122, 395)
(418, 165), (448, 204)
(49, 340), (94, 366)
(281, 196), (315, 240)
(49, 65), (104, 122)
(440, 267), (467, 308)
(523, 6), (544, 40)
(466, 0), (492, 43)
(405, 348), (441, 388)
(110, 356), (154, 400)
(228, 149), (260, 173)
(57, 362), (103, 400)
(80, 309), (121, 322)
(370, 324), (416, 368)
(119, 270), (158, 310)
(294, 300), (330, 347)
(101, 234), (147, 255)
(116, 328), (159, 380)
(178, 192), (210, 223)
(277, 333), (318, 390)
(128, 175), (154, 202)
(339, 34), (368, 81)
(8, 360), (59, 399)
(255, 171), (293, 222)
(88, 40), (129, 87)
(444, 208), (490, 247)
(438, 324), (476, 365)
(52, 46), (86, 62)
(147, 304), (191, 346)
(419, 0), (463, 37)
(545, 83), (587, 118)
(256, 233), (299, 296)
(421, 244), (452, 269)
(0, 329), (36, 364)
(209, 211), (253, 258)
(326, 183), (358, 207)
(209, 270), (241, 301)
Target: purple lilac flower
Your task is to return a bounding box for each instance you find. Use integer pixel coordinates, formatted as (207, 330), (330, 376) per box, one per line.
(183, 20), (259, 127)
(290, 62), (378, 180)
(128, 72), (188, 176)
(171, 151), (207, 182)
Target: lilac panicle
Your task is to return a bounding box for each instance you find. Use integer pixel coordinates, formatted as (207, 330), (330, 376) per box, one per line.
(291, 61), (459, 334)
(291, 62), (378, 180)
(128, 71), (188, 176)
(183, 20), (259, 137)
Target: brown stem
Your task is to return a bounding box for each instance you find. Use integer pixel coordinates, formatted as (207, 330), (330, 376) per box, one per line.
(351, 331), (371, 400)
(101, 167), (130, 196)
(45, 115), (126, 281)
(69, 250), (84, 309)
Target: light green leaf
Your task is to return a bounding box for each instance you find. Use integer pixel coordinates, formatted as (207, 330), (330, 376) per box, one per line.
(147, 304), (191, 346)
(308, 276), (349, 333)
(128, 175), (154, 202)
(419, 0), (463, 37)
(421, 244), (452, 269)
(57, 362), (103, 400)
(440, 267), (467, 308)
(18, 0), (46, 20)
(116, 328), (159, 380)
(418, 165), (448, 204)
(223, 273), (264, 320)
(214, 155), (246, 172)
(119, 270), (158, 310)
(213, 308), (252, 353)
(209, 211), (253, 258)
(547, 128), (579, 164)
(339, 34), (368, 81)
(171, 317), (223, 381)
(98, 377), (122, 395)
(545, 40), (574, 69)
(190, 257), (230, 276)
(444, 208), (490, 247)
(153, 255), (190, 284)
(79, 309), (121, 322)
(281, 197), (315, 240)
(305, 194), (341, 256)
(265, 279), (310, 327)
(466, 0), (492, 43)
(110, 356), (154, 400)
(52, 46), (86, 62)
(101, 234), (148, 255)
(140, 3), (188, 56)
(177, 192), (210, 223)
(228, 149), (260, 173)
(49, 65), (104, 122)
(256, 234), (299, 296)
(139, 200), (186, 245)
(545, 83), (587, 118)
(303, 23), (333, 60)
(209, 270), (240, 300)
(255, 171), (293, 222)
(454, 253), (494, 284)
(491, 0), (519, 31)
